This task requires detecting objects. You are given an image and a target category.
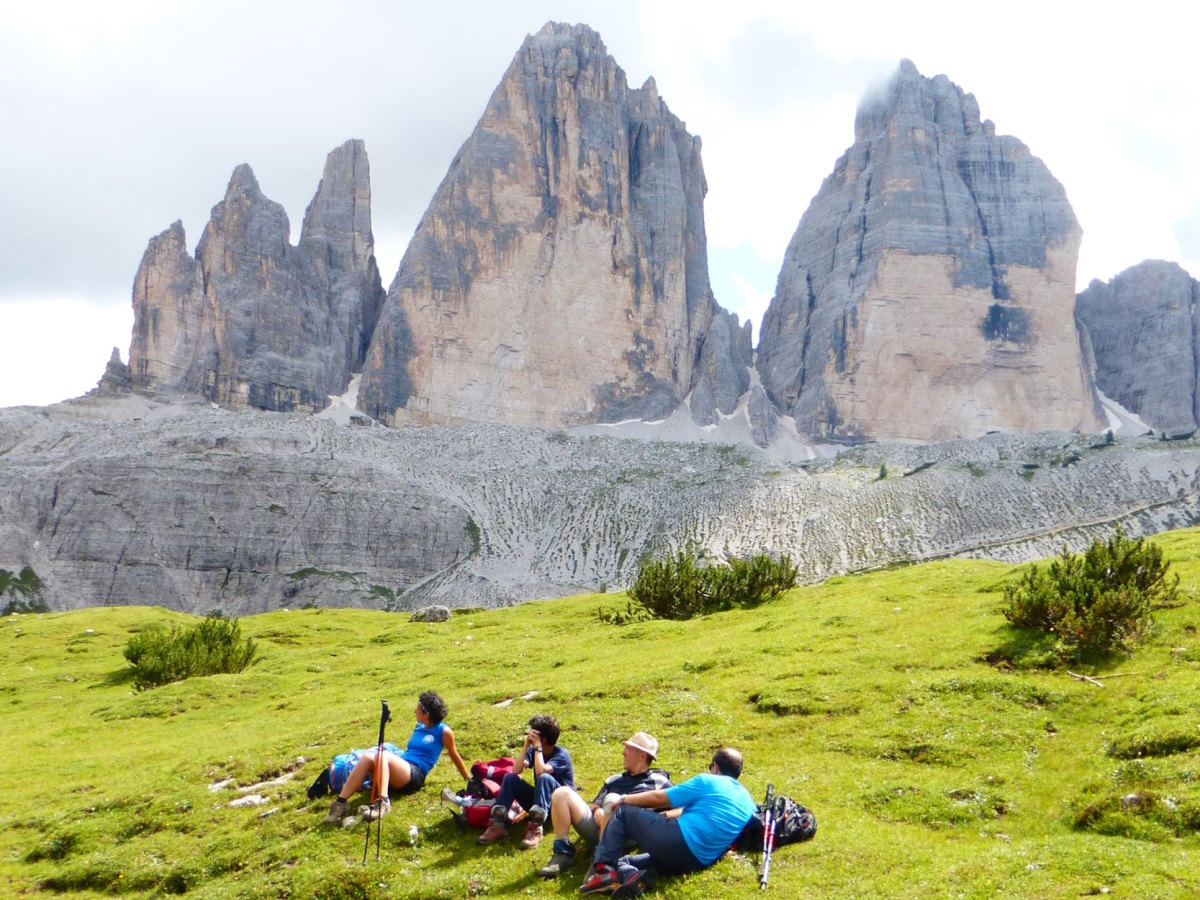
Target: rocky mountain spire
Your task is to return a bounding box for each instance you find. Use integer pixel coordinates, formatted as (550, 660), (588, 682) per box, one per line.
(129, 219), (207, 393)
(358, 22), (749, 428)
(756, 60), (1102, 442)
(128, 140), (384, 411)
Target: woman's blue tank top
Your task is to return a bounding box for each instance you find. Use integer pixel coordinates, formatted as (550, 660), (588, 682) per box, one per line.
(401, 721), (445, 775)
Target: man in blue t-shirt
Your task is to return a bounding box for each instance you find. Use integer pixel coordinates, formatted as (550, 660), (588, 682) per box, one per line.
(579, 747), (756, 895)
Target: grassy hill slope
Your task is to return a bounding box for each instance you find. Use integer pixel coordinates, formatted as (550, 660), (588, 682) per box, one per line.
(3, 530), (1199, 898)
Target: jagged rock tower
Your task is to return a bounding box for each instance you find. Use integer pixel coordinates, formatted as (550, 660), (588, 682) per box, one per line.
(1076, 260), (1200, 434)
(359, 22), (749, 428)
(757, 60), (1103, 442)
(128, 140), (385, 411)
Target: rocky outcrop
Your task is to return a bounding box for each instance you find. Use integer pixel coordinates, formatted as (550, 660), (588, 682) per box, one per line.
(92, 348), (132, 397)
(757, 60), (1103, 443)
(2, 396), (1199, 614)
(358, 23), (748, 429)
(129, 140), (385, 412)
(689, 308), (752, 425)
(1076, 260), (1200, 435)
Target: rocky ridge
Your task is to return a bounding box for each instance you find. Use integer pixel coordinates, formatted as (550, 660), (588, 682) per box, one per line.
(2, 395), (1198, 615)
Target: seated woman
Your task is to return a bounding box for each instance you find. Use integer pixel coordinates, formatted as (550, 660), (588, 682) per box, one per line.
(323, 691), (469, 823)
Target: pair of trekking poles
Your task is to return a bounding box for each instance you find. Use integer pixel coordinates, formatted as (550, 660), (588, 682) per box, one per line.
(759, 782), (780, 889)
(363, 700), (392, 864)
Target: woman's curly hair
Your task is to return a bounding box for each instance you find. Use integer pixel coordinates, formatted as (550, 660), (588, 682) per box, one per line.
(418, 691), (449, 724)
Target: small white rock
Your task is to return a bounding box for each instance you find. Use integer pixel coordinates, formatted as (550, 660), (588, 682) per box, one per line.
(229, 794), (268, 808)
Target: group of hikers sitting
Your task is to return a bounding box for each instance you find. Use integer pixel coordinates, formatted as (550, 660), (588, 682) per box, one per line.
(314, 691), (758, 895)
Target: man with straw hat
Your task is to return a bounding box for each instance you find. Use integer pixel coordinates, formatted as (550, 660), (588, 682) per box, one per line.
(537, 731), (672, 878)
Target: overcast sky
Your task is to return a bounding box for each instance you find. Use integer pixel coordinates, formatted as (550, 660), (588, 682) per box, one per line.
(2, 1), (1196, 408)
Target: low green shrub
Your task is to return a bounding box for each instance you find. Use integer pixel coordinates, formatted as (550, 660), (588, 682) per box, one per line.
(617, 551), (797, 622)
(1072, 791), (1200, 840)
(1108, 727), (1200, 760)
(1002, 526), (1179, 661)
(123, 614), (258, 690)
(596, 599), (655, 626)
(1, 566), (47, 615)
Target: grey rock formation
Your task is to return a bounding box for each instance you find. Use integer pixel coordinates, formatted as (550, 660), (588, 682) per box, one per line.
(757, 60), (1102, 442)
(92, 348), (132, 397)
(689, 309), (751, 426)
(359, 23), (748, 430)
(129, 140), (385, 412)
(2, 395), (1199, 615)
(410, 605), (451, 623)
(1076, 260), (1200, 435)
(746, 384), (778, 447)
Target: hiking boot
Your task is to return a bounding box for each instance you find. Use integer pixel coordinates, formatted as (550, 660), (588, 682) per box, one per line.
(520, 818), (544, 849)
(440, 787), (469, 808)
(476, 817), (510, 845)
(323, 797), (349, 824)
(579, 862), (619, 894)
(538, 850), (576, 877)
(363, 797), (391, 821)
(614, 865), (656, 897)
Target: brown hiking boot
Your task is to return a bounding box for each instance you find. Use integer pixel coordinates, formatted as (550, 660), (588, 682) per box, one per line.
(477, 816), (510, 845)
(323, 797), (349, 824)
(363, 797), (390, 821)
(520, 818), (544, 849)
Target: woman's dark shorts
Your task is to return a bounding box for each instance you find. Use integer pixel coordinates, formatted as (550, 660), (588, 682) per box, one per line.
(389, 761), (427, 797)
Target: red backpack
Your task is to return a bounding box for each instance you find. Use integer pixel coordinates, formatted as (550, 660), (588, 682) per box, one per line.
(444, 757), (515, 827)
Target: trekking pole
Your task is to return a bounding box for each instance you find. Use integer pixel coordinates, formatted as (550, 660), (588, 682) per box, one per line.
(758, 783), (776, 889)
(363, 700), (391, 864)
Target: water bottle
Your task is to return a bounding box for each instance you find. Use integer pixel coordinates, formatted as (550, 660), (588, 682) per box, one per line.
(409, 824), (419, 846)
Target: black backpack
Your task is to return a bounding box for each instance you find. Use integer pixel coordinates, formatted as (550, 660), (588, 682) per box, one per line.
(735, 795), (817, 851)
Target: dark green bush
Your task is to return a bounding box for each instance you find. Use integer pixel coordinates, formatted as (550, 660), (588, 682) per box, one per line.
(615, 551), (797, 622)
(1, 566), (47, 615)
(123, 614), (258, 690)
(1002, 526), (1179, 661)
(1108, 727), (1200, 760)
(1073, 791), (1200, 840)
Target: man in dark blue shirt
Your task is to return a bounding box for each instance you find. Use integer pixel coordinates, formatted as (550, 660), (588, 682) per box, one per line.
(478, 714), (574, 849)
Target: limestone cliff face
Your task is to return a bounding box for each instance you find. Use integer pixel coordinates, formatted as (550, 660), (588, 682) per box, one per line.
(129, 140), (384, 411)
(757, 60), (1102, 442)
(1076, 260), (1200, 434)
(5, 399), (1200, 614)
(359, 23), (743, 428)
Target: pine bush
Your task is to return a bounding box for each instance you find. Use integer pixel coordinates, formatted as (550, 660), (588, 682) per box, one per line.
(1002, 526), (1179, 661)
(124, 614), (258, 690)
(622, 551), (797, 621)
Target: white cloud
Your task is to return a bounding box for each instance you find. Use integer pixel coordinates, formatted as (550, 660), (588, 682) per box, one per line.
(0, 298), (132, 408)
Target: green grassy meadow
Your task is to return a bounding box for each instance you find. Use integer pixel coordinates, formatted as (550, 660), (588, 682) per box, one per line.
(3, 530), (1200, 898)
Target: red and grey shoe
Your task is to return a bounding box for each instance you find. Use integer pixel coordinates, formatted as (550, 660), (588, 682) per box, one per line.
(579, 862), (620, 894)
